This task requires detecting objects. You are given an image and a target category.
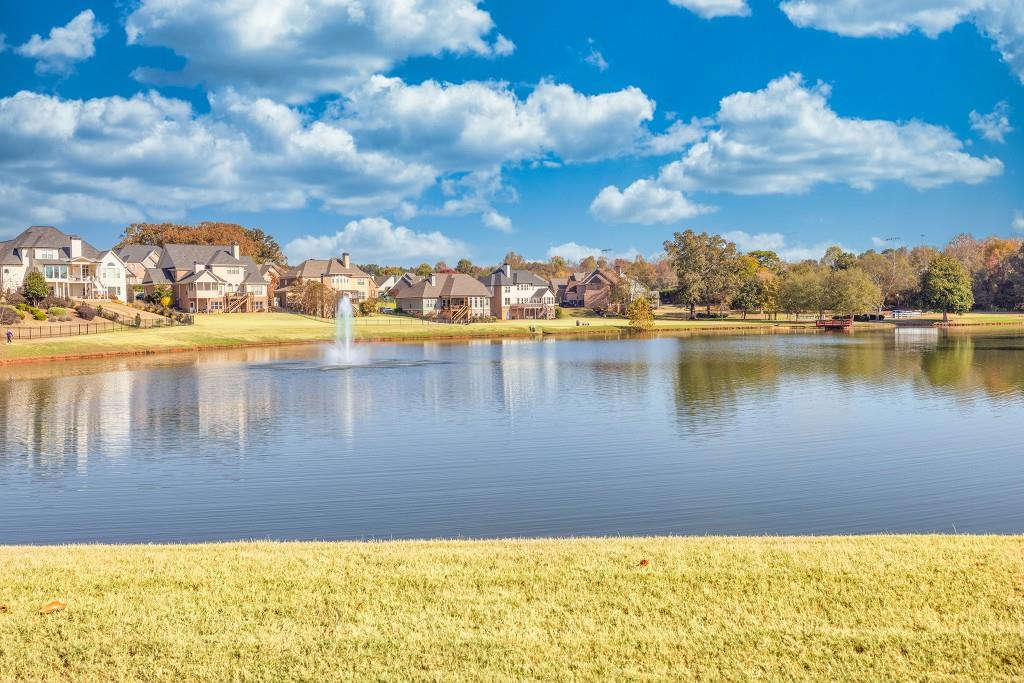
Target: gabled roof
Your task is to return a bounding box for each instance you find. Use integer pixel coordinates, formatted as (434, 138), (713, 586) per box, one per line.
(178, 269), (227, 285)
(242, 270), (266, 285)
(143, 268), (172, 285)
(283, 258), (372, 280)
(156, 244), (242, 271)
(479, 264), (550, 288)
(2, 226), (101, 260)
(116, 244), (162, 264)
(374, 274), (397, 287)
(397, 273), (491, 299)
(0, 241), (23, 265)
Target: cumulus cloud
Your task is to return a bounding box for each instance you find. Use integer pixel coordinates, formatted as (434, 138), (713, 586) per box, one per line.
(591, 73), (1001, 225)
(482, 210), (513, 233)
(970, 101), (1013, 142)
(1014, 210), (1024, 232)
(15, 9), (107, 75)
(0, 89), (436, 229)
(546, 241), (641, 263)
(590, 179), (714, 224)
(779, 1), (1024, 83)
(284, 217), (467, 263)
(661, 73), (1002, 194)
(125, 0), (512, 102)
(343, 76), (659, 168)
(722, 230), (845, 262)
(667, 0), (751, 19)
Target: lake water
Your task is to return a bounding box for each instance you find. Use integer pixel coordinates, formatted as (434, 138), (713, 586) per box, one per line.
(2, 329), (1022, 543)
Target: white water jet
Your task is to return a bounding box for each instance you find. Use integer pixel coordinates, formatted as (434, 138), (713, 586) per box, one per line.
(325, 295), (365, 365)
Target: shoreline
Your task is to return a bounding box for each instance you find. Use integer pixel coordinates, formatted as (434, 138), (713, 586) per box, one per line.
(1, 314), (1021, 366)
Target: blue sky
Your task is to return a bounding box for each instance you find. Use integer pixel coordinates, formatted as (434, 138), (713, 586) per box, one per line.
(0, 0), (1021, 265)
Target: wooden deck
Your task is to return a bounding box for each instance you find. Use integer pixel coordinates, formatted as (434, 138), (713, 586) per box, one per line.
(815, 318), (853, 329)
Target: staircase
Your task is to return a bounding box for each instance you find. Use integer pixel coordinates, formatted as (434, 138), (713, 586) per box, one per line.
(226, 293), (251, 313)
(447, 305), (470, 324)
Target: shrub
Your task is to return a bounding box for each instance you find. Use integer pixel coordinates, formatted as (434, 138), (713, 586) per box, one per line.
(32, 309), (48, 321)
(15, 303), (29, 311)
(3, 291), (26, 305)
(554, 307), (565, 319)
(48, 307), (67, 317)
(76, 304), (97, 321)
(358, 298), (379, 316)
(0, 306), (19, 325)
(42, 296), (73, 309)
(133, 313), (142, 328)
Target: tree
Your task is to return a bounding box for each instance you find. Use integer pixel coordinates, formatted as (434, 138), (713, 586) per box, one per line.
(413, 263), (433, 277)
(663, 230), (740, 317)
(779, 265), (826, 319)
(503, 251), (525, 267)
(627, 296), (655, 332)
(821, 245), (856, 271)
(116, 222), (287, 265)
(434, 261), (450, 273)
(921, 255), (974, 322)
(22, 271), (49, 304)
(625, 256), (657, 289)
(578, 255), (598, 272)
(748, 250), (784, 273)
(148, 284), (172, 306)
(824, 268), (882, 319)
(456, 258), (475, 275)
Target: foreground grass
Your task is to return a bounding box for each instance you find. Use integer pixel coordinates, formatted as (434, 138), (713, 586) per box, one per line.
(0, 537), (1021, 681)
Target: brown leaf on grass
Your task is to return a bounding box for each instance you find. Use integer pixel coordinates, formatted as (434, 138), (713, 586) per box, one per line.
(638, 559), (650, 567)
(0, 605), (8, 613)
(39, 600), (66, 615)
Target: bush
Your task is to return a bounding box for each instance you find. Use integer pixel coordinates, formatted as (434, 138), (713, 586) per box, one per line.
(134, 313), (142, 328)
(76, 304), (97, 321)
(0, 306), (19, 326)
(15, 303), (29, 311)
(48, 307), (67, 317)
(32, 309), (48, 321)
(3, 291), (26, 305)
(358, 298), (379, 316)
(42, 296), (73, 309)
(554, 307), (565, 319)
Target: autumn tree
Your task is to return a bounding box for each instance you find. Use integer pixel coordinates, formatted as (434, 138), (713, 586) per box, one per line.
(413, 263), (433, 277)
(779, 265), (826, 319)
(116, 222), (287, 265)
(921, 255), (974, 322)
(663, 230), (740, 317)
(627, 296), (655, 332)
(456, 258), (476, 275)
(824, 268), (882, 318)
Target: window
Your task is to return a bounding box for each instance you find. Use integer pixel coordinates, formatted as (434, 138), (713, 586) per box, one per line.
(504, 298), (510, 305)
(44, 265), (69, 279)
(210, 301), (223, 311)
(37, 249), (57, 260)
(357, 279), (365, 286)
(227, 268), (240, 275)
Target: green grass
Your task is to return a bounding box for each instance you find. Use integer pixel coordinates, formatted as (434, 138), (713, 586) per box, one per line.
(0, 537), (1020, 681)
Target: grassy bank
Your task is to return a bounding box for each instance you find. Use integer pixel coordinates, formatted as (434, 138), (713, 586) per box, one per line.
(0, 536), (1020, 681)
(1, 309), (1019, 365)
(0, 311), (794, 364)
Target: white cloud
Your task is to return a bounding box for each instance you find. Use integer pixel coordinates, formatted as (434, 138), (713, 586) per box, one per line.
(546, 241), (640, 263)
(1014, 210), (1024, 232)
(667, 0), (751, 19)
(342, 76), (661, 168)
(658, 73), (1002, 194)
(0, 89), (436, 230)
(779, 1), (1024, 83)
(284, 217), (467, 263)
(584, 38), (609, 71)
(642, 117), (708, 155)
(482, 210), (513, 233)
(125, 0), (511, 102)
(969, 101), (1013, 142)
(721, 230), (845, 262)
(15, 10), (107, 75)
(591, 73), (1000, 228)
(590, 179), (715, 224)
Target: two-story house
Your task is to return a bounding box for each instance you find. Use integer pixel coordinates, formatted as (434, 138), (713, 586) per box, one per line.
(478, 264), (556, 319)
(275, 253), (377, 308)
(562, 268), (659, 312)
(0, 226), (130, 302)
(116, 245), (163, 290)
(143, 243), (269, 313)
(395, 273), (491, 322)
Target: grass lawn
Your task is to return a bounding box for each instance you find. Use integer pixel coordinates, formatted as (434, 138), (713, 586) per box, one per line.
(0, 536), (1020, 681)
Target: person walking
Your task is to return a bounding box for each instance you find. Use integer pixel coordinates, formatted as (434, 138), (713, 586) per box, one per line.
(5, 328), (13, 344)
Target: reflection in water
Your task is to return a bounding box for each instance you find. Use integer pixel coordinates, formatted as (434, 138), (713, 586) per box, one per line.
(1, 330), (1023, 543)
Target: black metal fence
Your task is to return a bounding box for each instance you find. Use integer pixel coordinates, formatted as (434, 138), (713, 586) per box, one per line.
(4, 309), (195, 340)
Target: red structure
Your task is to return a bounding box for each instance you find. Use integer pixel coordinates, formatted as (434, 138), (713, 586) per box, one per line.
(815, 318), (853, 329)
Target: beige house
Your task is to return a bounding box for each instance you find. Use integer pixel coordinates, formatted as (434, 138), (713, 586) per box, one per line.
(563, 268), (659, 312)
(143, 243), (269, 313)
(116, 245), (163, 289)
(275, 253), (377, 308)
(395, 273), (491, 322)
(1, 226), (131, 302)
(479, 264), (556, 319)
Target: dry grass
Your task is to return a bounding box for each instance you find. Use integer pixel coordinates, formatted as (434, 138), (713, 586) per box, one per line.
(0, 536), (1021, 681)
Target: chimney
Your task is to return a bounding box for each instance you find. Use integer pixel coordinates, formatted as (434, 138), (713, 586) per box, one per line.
(231, 243), (240, 259)
(429, 274), (436, 287)
(503, 263), (511, 277)
(341, 252), (350, 268)
(70, 236), (82, 259)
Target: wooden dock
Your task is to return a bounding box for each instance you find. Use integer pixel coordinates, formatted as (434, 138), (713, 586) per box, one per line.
(815, 318), (853, 329)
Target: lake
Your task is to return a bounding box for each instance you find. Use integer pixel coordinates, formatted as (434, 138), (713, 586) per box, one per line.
(2, 329), (1022, 543)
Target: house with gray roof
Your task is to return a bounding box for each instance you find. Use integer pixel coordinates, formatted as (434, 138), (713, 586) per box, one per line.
(142, 243), (268, 313)
(395, 273), (491, 323)
(479, 263), (556, 319)
(0, 226), (130, 302)
(116, 245), (163, 289)
(275, 253), (376, 308)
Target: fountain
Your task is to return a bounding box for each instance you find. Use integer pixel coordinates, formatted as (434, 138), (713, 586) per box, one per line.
(325, 295), (365, 365)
